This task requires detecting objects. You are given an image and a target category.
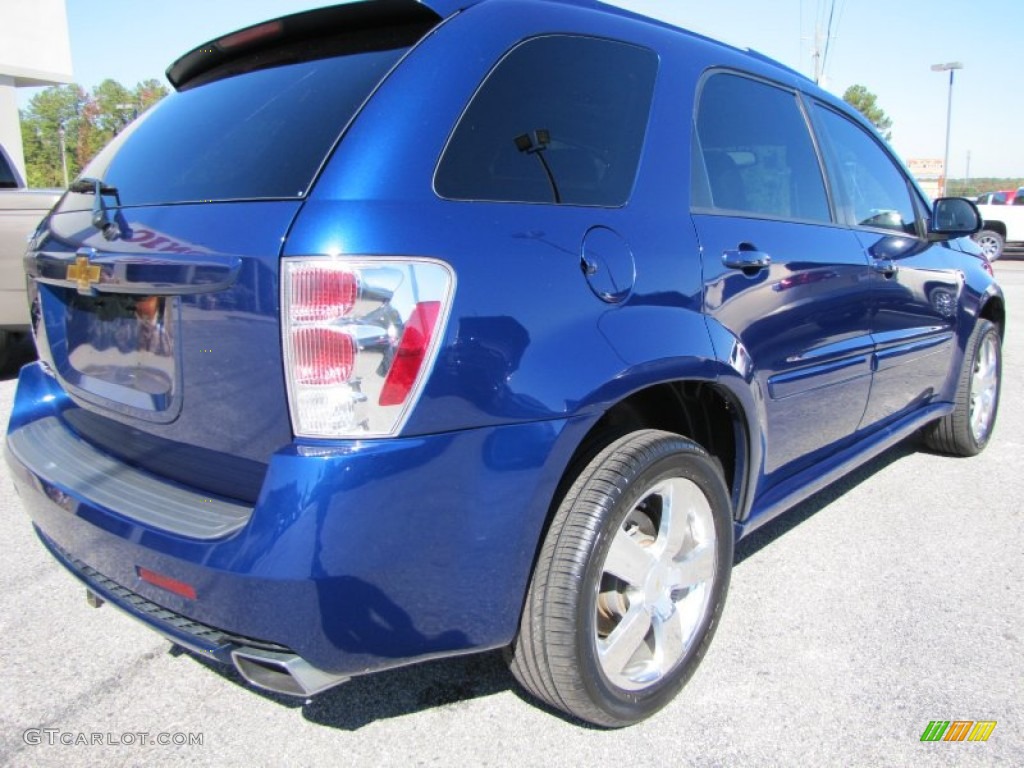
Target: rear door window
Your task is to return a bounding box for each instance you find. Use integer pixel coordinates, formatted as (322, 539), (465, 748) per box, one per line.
(692, 73), (831, 224)
(435, 35), (658, 206)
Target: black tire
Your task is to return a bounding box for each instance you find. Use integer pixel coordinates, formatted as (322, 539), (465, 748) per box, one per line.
(508, 429), (733, 727)
(924, 319), (1001, 456)
(974, 229), (1004, 262)
(0, 330), (33, 377)
(0, 330), (19, 375)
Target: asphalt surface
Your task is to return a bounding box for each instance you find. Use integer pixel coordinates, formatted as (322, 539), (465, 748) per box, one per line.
(1, 261), (1022, 767)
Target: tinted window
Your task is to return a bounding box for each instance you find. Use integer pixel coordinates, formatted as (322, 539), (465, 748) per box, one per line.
(693, 74), (830, 223)
(813, 106), (918, 235)
(0, 151), (16, 189)
(435, 36), (658, 206)
(80, 49), (405, 205)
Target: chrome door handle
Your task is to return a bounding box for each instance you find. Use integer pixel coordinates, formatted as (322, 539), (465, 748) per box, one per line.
(722, 249), (771, 271)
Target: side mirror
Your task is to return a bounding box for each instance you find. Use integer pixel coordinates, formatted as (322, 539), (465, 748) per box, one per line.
(929, 197), (982, 240)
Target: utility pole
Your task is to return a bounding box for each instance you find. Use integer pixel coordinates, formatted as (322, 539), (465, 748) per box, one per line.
(811, 27), (823, 84)
(56, 122), (69, 189)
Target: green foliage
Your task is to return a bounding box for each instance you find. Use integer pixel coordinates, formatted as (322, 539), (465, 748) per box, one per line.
(18, 79), (169, 188)
(842, 84), (893, 141)
(19, 84), (86, 188)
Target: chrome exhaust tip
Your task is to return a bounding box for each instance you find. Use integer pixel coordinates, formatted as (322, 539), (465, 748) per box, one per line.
(231, 647), (349, 697)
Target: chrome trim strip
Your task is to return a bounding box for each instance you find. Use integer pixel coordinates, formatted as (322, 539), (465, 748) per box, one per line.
(30, 250), (242, 296)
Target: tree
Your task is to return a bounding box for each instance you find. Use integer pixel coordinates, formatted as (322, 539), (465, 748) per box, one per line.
(19, 84), (87, 187)
(18, 78), (169, 188)
(843, 85), (893, 141)
(135, 79), (169, 112)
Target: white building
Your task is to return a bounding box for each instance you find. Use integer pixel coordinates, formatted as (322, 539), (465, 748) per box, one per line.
(0, 0), (73, 183)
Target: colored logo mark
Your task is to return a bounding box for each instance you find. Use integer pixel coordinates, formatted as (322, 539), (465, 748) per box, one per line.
(920, 720), (996, 742)
(67, 255), (101, 293)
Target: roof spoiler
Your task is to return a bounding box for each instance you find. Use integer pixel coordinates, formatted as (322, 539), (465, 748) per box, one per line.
(166, 0), (445, 90)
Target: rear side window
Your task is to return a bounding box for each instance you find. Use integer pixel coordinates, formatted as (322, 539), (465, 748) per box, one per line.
(435, 36), (658, 206)
(80, 49), (406, 205)
(0, 150), (16, 189)
(693, 73), (831, 223)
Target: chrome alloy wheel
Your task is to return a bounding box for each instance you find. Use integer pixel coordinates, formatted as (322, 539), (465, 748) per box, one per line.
(970, 333), (1000, 442)
(595, 477), (717, 691)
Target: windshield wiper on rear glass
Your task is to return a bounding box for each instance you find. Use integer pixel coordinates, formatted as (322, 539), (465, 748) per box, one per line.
(70, 177), (123, 240)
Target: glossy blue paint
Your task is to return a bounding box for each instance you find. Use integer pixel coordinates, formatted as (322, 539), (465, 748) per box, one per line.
(854, 232), (962, 427)
(695, 214), (876, 485)
(5, 0), (1005, 685)
(9, 362), (594, 673)
(739, 401), (953, 535)
(26, 201), (301, 499)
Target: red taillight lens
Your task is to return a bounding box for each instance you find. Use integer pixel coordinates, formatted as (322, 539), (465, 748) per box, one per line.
(379, 301), (441, 406)
(293, 327), (355, 386)
(290, 265), (357, 322)
(217, 20), (284, 49)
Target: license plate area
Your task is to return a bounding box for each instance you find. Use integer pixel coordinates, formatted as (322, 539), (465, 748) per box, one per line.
(49, 289), (183, 421)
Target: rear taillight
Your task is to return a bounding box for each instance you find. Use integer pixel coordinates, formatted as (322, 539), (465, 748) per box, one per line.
(282, 258), (454, 438)
(290, 264), (358, 321)
(292, 328), (356, 386)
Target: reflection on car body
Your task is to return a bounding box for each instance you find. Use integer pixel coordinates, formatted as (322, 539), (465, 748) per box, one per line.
(5, 0), (1005, 728)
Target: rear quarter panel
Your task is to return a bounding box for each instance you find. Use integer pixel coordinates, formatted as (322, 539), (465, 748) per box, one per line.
(293, 1), (732, 434)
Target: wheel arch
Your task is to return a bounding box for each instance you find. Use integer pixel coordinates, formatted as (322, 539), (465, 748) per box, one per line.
(577, 381), (748, 511)
(979, 220), (1007, 239)
(979, 293), (1006, 339)
(528, 374), (757, 590)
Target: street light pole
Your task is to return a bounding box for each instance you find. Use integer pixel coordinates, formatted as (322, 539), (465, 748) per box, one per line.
(56, 122), (69, 189)
(931, 61), (963, 197)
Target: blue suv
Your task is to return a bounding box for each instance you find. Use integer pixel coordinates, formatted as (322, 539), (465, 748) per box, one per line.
(6, 0), (1004, 727)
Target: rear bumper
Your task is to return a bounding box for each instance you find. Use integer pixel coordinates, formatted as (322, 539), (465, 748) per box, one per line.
(6, 361), (581, 678)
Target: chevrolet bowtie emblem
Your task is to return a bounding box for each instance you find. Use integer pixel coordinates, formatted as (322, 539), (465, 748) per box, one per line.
(67, 255), (101, 294)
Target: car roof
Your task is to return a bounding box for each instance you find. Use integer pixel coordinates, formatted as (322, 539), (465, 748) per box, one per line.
(168, 0), (812, 95)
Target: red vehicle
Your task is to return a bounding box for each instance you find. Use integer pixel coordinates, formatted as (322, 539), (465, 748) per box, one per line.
(976, 190), (1016, 205)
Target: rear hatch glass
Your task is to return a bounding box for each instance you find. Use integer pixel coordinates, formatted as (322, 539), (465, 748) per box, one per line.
(81, 48), (405, 205)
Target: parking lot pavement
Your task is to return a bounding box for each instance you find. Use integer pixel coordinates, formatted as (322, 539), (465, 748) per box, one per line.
(1, 262), (1021, 767)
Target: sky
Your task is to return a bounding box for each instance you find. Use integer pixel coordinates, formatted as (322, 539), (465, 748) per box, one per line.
(18, 0), (1024, 180)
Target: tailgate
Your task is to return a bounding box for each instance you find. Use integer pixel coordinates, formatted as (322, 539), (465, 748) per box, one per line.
(27, 202), (301, 502)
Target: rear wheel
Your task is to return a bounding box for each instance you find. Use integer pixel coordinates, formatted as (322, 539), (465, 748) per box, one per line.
(924, 319), (1001, 456)
(508, 429), (733, 727)
(974, 229), (1005, 261)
